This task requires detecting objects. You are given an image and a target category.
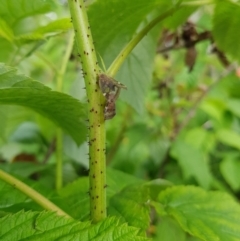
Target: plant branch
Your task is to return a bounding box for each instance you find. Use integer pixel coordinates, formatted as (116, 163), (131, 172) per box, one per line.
(0, 169), (70, 217)
(68, 0), (106, 223)
(107, 7), (178, 77)
(157, 31), (211, 54)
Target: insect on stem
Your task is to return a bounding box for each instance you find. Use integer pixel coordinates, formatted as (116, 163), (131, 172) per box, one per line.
(98, 73), (127, 120)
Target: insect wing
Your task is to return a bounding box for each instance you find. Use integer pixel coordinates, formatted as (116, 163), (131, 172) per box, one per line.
(98, 73), (127, 95)
(104, 93), (116, 120)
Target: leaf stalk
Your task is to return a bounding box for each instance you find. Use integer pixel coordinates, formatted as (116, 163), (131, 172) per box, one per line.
(107, 7), (178, 77)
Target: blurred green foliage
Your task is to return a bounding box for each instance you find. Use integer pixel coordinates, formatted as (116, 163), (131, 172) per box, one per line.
(1, 0), (240, 240)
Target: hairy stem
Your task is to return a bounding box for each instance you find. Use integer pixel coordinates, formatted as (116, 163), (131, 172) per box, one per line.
(107, 7), (178, 77)
(68, 0), (106, 223)
(0, 169), (70, 217)
(56, 30), (75, 190)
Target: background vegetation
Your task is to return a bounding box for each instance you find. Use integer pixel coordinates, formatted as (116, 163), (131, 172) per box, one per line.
(1, 0), (240, 240)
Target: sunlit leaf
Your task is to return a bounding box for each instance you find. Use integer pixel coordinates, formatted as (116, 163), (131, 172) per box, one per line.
(155, 186), (240, 241)
(109, 185), (150, 234)
(170, 140), (212, 189)
(0, 211), (149, 241)
(220, 156), (240, 191)
(217, 129), (240, 150)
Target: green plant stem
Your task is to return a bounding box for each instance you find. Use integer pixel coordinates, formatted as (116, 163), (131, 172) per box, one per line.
(56, 30), (75, 92)
(0, 169), (70, 217)
(55, 30), (75, 190)
(56, 128), (63, 190)
(182, 0), (214, 6)
(107, 7), (177, 77)
(68, 0), (106, 223)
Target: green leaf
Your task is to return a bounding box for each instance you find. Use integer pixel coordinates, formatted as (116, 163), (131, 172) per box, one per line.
(57, 168), (143, 220)
(116, 33), (157, 113)
(0, 176), (48, 213)
(15, 18), (73, 43)
(227, 98), (240, 118)
(213, 0), (240, 62)
(0, 211), (149, 241)
(217, 129), (240, 150)
(108, 185), (150, 234)
(0, 179), (28, 209)
(0, 0), (56, 25)
(0, 162), (48, 179)
(35, 18), (72, 35)
(0, 63), (87, 145)
(0, 39), (14, 62)
(0, 18), (14, 42)
(200, 98), (226, 121)
(106, 168), (143, 196)
(220, 156), (240, 191)
(170, 140), (212, 189)
(89, 0), (171, 66)
(57, 176), (89, 220)
(143, 179), (173, 200)
(156, 186), (240, 241)
(153, 217), (186, 241)
(163, 6), (196, 29)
